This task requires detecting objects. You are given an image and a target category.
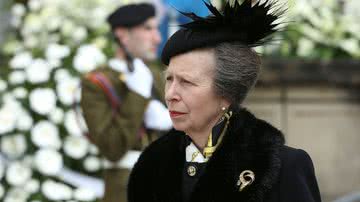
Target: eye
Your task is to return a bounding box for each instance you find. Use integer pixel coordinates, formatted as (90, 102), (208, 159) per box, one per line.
(180, 78), (191, 85)
(143, 25), (153, 31)
(165, 75), (173, 81)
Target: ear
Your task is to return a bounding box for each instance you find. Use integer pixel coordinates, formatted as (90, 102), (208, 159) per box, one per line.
(114, 27), (130, 45)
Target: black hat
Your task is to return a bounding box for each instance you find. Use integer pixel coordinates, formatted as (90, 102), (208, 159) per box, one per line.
(107, 3), (156, 30)
(161, 0), (286, 65)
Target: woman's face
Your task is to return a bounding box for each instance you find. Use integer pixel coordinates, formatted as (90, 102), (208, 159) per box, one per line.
(165, 49), (229, 135)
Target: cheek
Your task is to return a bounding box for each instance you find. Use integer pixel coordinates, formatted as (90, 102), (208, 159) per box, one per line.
(190, 91), (221, 114)
(186, 92), (210, 112)
(139, 34), (150, 43)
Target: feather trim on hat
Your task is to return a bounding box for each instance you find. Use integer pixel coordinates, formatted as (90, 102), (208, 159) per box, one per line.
(161, 0), (287, 65)
(179, 0), (286, 46)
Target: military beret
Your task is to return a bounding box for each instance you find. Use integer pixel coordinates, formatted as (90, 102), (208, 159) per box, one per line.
(107, 3), (156, 29)
(161, 0), (286, 65)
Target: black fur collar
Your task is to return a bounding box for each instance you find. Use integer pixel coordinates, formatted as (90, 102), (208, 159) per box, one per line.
(130, 108), (285, 202)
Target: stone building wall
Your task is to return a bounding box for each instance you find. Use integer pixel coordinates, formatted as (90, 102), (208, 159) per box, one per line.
(244, 85), (360, 202)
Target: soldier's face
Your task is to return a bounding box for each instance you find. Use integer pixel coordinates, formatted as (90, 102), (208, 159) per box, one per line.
(125, 17), (161, 61)
(165, 49), (229, 137)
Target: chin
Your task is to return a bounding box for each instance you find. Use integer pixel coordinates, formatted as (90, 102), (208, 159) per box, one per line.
(172, 123), (187, 132)
(143, 52), (157, 61)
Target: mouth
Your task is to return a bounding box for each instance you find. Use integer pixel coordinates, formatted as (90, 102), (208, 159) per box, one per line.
(150, 46), (157, 52)
(169, 110), (186, 118)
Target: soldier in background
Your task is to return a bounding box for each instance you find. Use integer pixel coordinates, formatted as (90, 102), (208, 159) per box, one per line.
(80, 3), (172, 202)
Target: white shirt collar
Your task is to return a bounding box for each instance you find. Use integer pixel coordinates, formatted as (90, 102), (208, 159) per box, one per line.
(108, 58), (128, 73)
(185, 142), (207, 163)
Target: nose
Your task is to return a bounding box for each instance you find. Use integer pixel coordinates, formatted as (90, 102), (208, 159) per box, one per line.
(165, 81), (180, 104)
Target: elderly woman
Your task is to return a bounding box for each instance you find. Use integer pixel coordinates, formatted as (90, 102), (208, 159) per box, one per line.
(128, 0), (321, 202)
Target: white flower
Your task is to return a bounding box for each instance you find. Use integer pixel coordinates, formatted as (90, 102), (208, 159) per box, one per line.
(74, 188), (97, 201)
(54, 68), (72, 82)
(11, 3), (26, 17)
(40, 6), (59, 19)
(26, 59), (52, 83)
(31, 120), (61, 149)
(34, 149), (63, 176)
(84, 156), (101, 172)
(2, 39), (23, 55)
(57, 76), (80, 105)
(9, 52), (32, 69)
(28, 0), (42, 11)
(5, 161), (32, 186)
(0, 79), (7, 92)
(73, 44), (106, 73)
(0, 118), (16, 134)
(64, 110), (82, 136)
(16, 110), (33, 131)
(297, 38), (315, 57)
(42, 9), (63, 32)
(346, 20), (360, 40)
(93, 36), (108, 49)
(23, 13), (43, 34)
(2, 93), (19, 105)
(0, 184), (4, 199)
(88, 144), (99, 155)
(47, 58), (61, 68)
(338, 39), (360, 57)
(72, 27), (88, 42)
(1, 134), (27, 159)
(0, 100), (20, 134)
(61, 20), (76, 37)
(24, 179), (40, 194)
(64, 136), (89, 159)
(49, 107), (64, 124)
(12, 87), (28, 99)
(29, 88), (56, 115)
(14, 95), (27, 106)
(8, 71), (26, 85)
(344, 0), (360, 20)
(318, 7), (335, 32)
(4, 187), (29, 202)
(46, 43), (70, 60)
(42, 180), (72, 201)
(299, 24), (325, 44)
(24, 35), (39, 49)
(89, 7), (108, 28)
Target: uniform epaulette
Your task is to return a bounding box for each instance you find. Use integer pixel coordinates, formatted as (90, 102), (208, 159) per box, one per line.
(85, 72), (121, 113)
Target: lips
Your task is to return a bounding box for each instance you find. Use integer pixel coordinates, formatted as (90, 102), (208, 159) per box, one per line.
(169, 110), (186, 118)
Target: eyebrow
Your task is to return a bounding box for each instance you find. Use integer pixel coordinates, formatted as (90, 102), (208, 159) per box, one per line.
(164, 70), (199, 82)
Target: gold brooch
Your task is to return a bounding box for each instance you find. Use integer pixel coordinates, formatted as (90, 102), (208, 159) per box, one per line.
(187, 165), (197, 177)
(236, 170), (255, 192)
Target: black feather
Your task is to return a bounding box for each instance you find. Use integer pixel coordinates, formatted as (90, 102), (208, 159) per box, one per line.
(180, 0), (286, 46)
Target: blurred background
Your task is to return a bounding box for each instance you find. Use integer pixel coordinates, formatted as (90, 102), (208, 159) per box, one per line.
(0, 0), (359, 201)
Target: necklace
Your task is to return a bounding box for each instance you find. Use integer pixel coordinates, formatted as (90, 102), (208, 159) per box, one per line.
(191, 151), (200, 162)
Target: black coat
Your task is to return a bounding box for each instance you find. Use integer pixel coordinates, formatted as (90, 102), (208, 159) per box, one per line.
(128, 108), (321, 202)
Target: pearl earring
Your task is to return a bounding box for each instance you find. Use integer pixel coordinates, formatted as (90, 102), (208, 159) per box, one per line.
(221, 107), (226, 111)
